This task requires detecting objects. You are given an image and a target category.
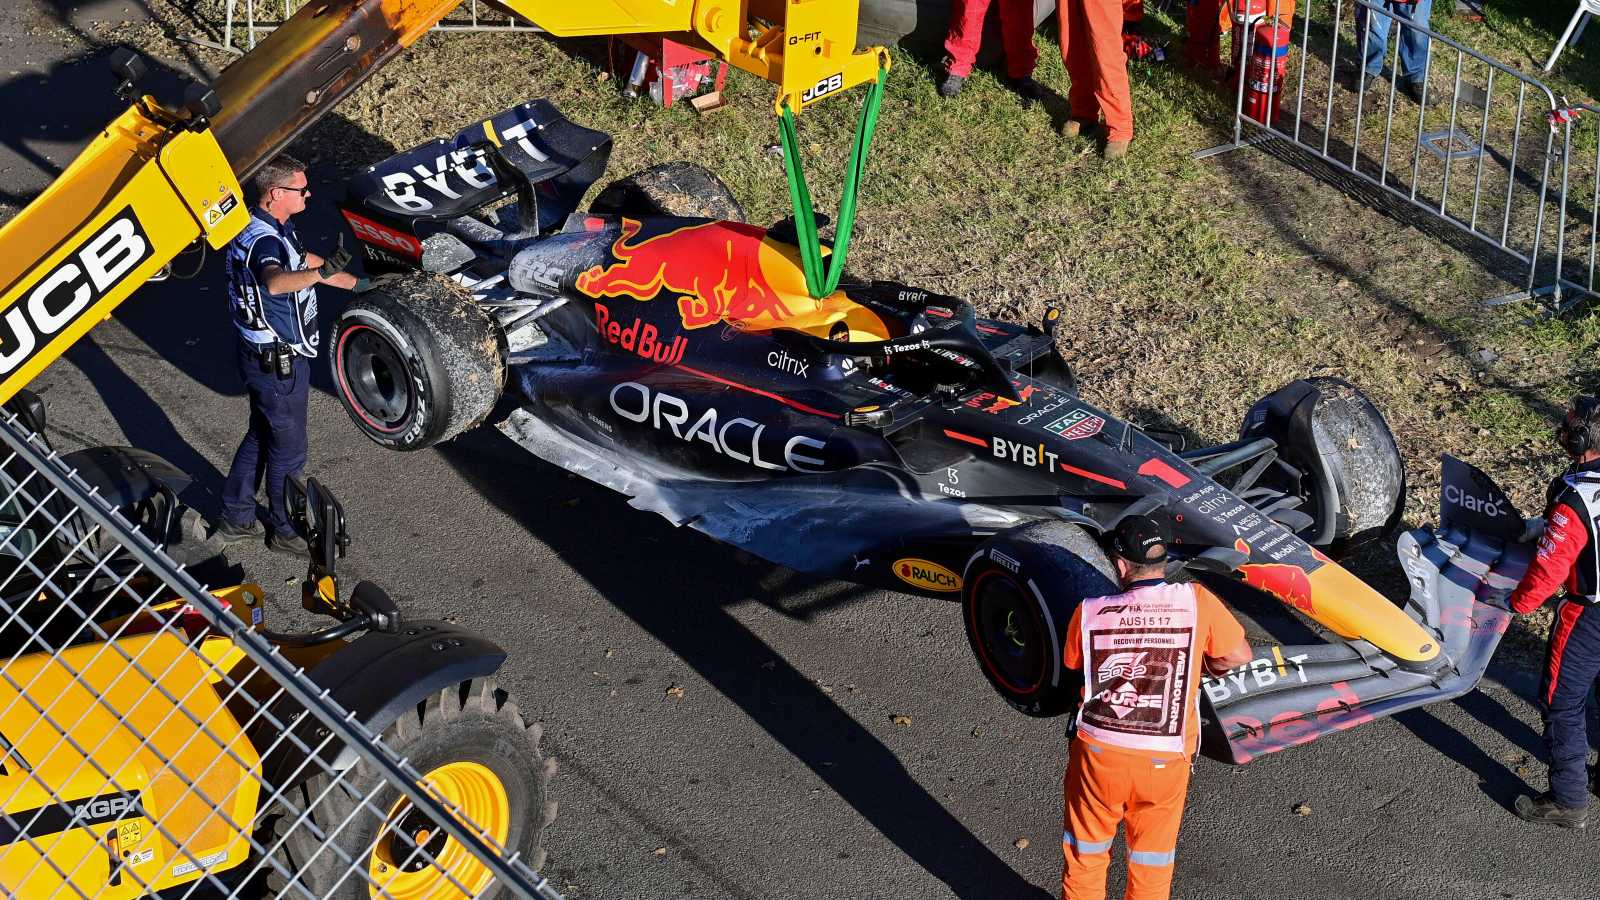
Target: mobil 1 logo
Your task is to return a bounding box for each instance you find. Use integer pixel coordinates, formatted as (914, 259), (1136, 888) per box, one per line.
(0, 207), (150, 378)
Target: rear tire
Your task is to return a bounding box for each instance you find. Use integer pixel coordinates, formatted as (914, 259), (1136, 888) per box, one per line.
(590, 162), (746, 222)
(265, 678), (554, 899)
(331, 275), (506, 451)
(962, 522), (1117, 718)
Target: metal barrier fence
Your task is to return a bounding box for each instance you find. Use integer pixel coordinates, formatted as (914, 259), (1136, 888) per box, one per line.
(193, 0), (538, 55)
(1199, 0), (1600, 312)
(0, 410), (561, 898)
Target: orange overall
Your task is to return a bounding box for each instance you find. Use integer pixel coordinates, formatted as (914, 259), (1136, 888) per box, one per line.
(1060, 580), (1246, 900)
(1058, 0), (1135, 142)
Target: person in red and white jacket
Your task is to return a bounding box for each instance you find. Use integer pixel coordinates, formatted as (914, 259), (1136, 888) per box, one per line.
(1505, 396), (1600, 829)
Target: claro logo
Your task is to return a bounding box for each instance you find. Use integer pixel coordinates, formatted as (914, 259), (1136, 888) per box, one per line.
(1444, 483), (1506, 518)
(0, 208), (150, 377)
(893, 558), (962, 592)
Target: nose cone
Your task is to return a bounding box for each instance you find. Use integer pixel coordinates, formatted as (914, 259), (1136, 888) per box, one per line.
(1296, 558), (1441, 668)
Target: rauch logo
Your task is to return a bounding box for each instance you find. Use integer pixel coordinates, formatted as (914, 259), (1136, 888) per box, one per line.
(893, 558), (962, 592)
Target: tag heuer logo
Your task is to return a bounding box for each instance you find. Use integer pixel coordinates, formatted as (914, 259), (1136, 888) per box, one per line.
(1044, 409), (1105, 440)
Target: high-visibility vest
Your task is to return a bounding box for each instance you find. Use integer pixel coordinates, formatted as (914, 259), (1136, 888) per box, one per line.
(1075, 582), (1199, 755)
(224, 210), (319, 356)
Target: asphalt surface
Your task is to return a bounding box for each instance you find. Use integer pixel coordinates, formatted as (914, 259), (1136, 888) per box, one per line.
(6, 4), (1600, 898)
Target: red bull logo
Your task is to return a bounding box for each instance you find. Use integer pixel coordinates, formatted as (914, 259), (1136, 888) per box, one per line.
(577, 219), (792, 330)
(1235, 539), (1315, 614)
(593, 302), (686, 365)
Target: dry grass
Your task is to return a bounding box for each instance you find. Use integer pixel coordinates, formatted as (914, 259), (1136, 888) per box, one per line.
(44, 0), (1600, 664)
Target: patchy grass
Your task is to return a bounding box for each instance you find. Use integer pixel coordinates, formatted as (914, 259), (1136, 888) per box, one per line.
(56, 0), (1600, 665)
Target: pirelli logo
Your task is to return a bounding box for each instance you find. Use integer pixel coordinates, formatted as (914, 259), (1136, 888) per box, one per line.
(0, 207), (151, 378)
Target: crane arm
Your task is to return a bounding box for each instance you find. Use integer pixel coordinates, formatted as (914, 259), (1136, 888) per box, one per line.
(0, 0), (888, 405)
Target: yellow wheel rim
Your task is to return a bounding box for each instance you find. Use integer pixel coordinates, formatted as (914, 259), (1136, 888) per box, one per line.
(368, 761), (512, 899)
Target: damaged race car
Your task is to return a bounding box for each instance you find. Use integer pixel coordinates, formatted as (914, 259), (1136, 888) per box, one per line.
(329, 99), (1533, 764)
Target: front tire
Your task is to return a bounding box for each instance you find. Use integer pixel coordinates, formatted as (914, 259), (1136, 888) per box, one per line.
(962, 522), (1118, 718)
(1242, 377), (1405, 555)
(266, 678), (554, 899)
(331, 275), (505, 451)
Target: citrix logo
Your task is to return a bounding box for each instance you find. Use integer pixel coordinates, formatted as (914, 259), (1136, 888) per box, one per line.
(767, 348), (809, 378)
(0, 208), (150, 376)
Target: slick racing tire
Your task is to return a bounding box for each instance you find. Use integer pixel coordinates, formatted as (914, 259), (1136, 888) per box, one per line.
(962, 521), (1118, 718)
(1242, 377), (1405, 556)
(264, 678), (555, 899)
(590, 161), (747, 223)
(332, 275), (506, 451)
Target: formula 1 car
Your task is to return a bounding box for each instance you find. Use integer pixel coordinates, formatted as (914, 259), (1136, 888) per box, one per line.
(329, 99), (1531, 764)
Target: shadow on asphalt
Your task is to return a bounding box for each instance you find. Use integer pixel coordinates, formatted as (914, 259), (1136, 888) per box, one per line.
(1394, 703), (1532, 814)
(435, 425), (1054, 900)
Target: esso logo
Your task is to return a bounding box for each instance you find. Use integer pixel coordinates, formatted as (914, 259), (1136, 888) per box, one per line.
(343, 211), (421, 259)
(1444, 483), (1506, 518)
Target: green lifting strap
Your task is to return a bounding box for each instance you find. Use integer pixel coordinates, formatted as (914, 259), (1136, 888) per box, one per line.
(778, 65), (888, 299)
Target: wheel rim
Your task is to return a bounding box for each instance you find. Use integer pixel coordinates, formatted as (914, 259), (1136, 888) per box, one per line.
(338, 324), (414, 433)
(970, 571), (1046, 695)
(367, 761), (511, 899)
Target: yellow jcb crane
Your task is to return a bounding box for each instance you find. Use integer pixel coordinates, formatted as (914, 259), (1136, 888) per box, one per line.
(0, 0), (890, 404)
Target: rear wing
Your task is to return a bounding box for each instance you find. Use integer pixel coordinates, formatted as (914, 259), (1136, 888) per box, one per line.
(341, 100), (611, 271)
(1199, 455), (1529, 763)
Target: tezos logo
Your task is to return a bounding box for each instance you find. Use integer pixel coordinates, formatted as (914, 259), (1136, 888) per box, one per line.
(0, 207), (150, 378)
(893, 558), (962, 592)
(802, 73), (844, 105)
(1444, 483), (1505, 518)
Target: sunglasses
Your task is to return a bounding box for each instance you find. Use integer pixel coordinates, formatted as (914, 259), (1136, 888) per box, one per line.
(272, 184), (311, 197)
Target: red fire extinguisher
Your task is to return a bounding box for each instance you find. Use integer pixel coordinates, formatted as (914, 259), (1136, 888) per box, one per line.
(1244, 23), (1292, 126)
(1229, 0), (1269, 67)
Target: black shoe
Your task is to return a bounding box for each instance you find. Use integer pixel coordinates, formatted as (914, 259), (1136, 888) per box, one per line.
(1008, 76), (1043, 102)
(1402, 78), (1437, 107)
(268, 530), (310, 559)
(1514, 792), (1588, 829)
(1339, 68), (1381, 93)
(212, 517), (262, 545)
(937, 73), (965, 98)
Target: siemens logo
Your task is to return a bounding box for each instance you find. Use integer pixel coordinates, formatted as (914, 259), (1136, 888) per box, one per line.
(0, 208), (151, 377)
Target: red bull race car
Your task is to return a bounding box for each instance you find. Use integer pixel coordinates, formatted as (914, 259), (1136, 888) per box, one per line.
(330, 100), (1534, 764)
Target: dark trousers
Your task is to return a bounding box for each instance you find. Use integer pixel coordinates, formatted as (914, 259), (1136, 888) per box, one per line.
(1538, 597), (1600, 809)
(222, 342), (309, 536)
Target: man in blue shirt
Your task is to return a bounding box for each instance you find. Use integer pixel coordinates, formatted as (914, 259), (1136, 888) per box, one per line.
(216, 154), (357, 556)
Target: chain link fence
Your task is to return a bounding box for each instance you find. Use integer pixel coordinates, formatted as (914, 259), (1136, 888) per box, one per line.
(0, 408), (561, 898)
(192, 0), (539, 55)
(1200, 0), (1600, 313)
